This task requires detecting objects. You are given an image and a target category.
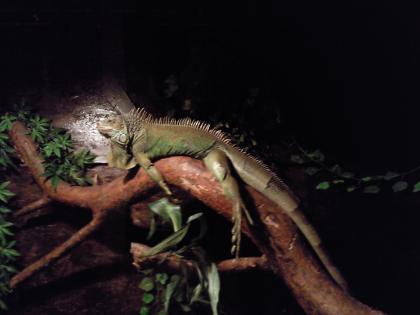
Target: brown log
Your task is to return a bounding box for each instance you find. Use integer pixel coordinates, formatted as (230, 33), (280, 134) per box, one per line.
(8, 122), (385, 315)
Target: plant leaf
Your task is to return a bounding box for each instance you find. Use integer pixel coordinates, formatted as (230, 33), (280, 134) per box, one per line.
(329, 164), (342, 175)
(142, 223), (190, 256)
(392, 181), (408, 192)
(290, 155), (305, 164)
(346, 186), (357, 192)
(142, 293), (155, 304)
(304, 167), (319, 176)
(148, 198), (182, 232)
(156, 273), (168, 285)
(50, 175), (60, 190)
(341, 172), (354, 178)
(0, 114), (16, 132)
(207, 263), (220, 315)
(413, 182), (420, 193)
(139, 277), (154, 292)
(164, 275), (181, 313)
(307, 149), (325, 162)
(363, 185), (380, 194)
(384, 171), (399, 181)
(316, 181), (330, 190)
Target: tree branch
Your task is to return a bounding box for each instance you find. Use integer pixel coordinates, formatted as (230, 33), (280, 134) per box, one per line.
(8, 122), (385, 315)
(130, 242), (269, 273)
(14, 195), (51, 217)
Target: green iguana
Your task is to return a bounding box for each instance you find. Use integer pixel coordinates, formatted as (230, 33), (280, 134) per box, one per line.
(97, 108), (348, 290)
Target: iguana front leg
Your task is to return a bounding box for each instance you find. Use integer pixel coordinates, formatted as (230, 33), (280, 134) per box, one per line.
(134, 151), (172, 195)
(203, 149), (253, 257)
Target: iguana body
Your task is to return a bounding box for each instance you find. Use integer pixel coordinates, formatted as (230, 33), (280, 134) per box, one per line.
(97, 108), (348, 290)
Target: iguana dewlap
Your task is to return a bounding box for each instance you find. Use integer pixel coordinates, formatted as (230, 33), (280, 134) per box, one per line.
(97, 108), (348, 291)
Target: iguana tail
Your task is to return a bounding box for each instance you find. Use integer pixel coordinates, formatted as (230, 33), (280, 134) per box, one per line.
(222, 145), (349, 291)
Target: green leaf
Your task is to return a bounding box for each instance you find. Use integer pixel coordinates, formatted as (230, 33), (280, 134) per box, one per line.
(139, 306), (150, 315)
(0, 182), (14, 203)
(148, 198), (182, 232)
(0, 298), (7, 311)
(290, 155), (305, 164)
(307, 149), (325, 162)
(142, 293), (155, 304)
(332, 180), (345, 184)
(361, 176), (372, 182)
(50, 175), (60, 190)
(392, 181), (408, 192)
(316, 181), (330, 190)
(140, 268), (153, 276)
(0, 133), (8, 147)
(186, 212), (203, 223)
(0, 207), (11, 214)
(1, 248), (20, 258)
(329, 164), (342, 174)
(304, 167), (319, 176)
(143, 222), (191, 256)
(147, 213), (157, 240)
(346, 186), (357, 192)
(0, 114), (16, 132)
(0, 181), (11, 190)
(341, 172), (354, 179)
(413, 182), (420, 193)
(139, 277), (154, 292)
(164, 275), (181, 313)
(207, 263), (220, 315)
(384, 171), (399, 181)
(53, 145), (61, 158)
(190, 281), (204, 304)
(363, 185), (381, 194)
(156, 273), (168, 285)
(0, 148), (15, 168)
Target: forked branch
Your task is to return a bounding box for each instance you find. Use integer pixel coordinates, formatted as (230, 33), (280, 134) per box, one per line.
(8, 122), (385, 315)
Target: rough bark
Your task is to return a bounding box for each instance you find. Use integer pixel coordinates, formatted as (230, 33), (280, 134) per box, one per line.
(8, 122), (385, 315)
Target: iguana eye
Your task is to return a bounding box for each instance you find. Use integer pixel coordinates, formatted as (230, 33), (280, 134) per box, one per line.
(118, 133), (127, 144)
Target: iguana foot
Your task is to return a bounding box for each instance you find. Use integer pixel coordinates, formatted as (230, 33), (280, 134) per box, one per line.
(203, 149), (253, 257)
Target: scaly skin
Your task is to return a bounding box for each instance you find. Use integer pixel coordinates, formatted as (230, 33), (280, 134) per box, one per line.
(97, 108), (348, 291)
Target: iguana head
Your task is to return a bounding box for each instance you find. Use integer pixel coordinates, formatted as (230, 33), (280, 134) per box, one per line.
(97, 114), (137, 169)
(97, 115), (130, 147)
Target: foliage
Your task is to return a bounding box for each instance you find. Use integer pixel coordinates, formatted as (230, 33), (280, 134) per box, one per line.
(25, 114), (96, 189)
(138, 199), (220, 315)
(0, 114), (20, 311)
(0, 114), (17, 170)
(147, 198), (182, 240)
(0, 108), (97, 310)
(287, 141), (420, 194)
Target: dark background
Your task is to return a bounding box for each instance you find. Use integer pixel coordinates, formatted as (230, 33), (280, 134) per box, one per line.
(1, 1), (420, 314)
(1, 0), (420, 170)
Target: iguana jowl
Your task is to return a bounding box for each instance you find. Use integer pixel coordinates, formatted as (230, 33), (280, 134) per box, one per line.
(97, 108), (348, 290)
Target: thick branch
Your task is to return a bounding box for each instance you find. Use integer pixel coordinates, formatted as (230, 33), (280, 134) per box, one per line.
(9, 122), (385, 315)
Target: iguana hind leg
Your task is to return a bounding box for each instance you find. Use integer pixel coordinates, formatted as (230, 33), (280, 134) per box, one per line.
(203, 149), (253, 257)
